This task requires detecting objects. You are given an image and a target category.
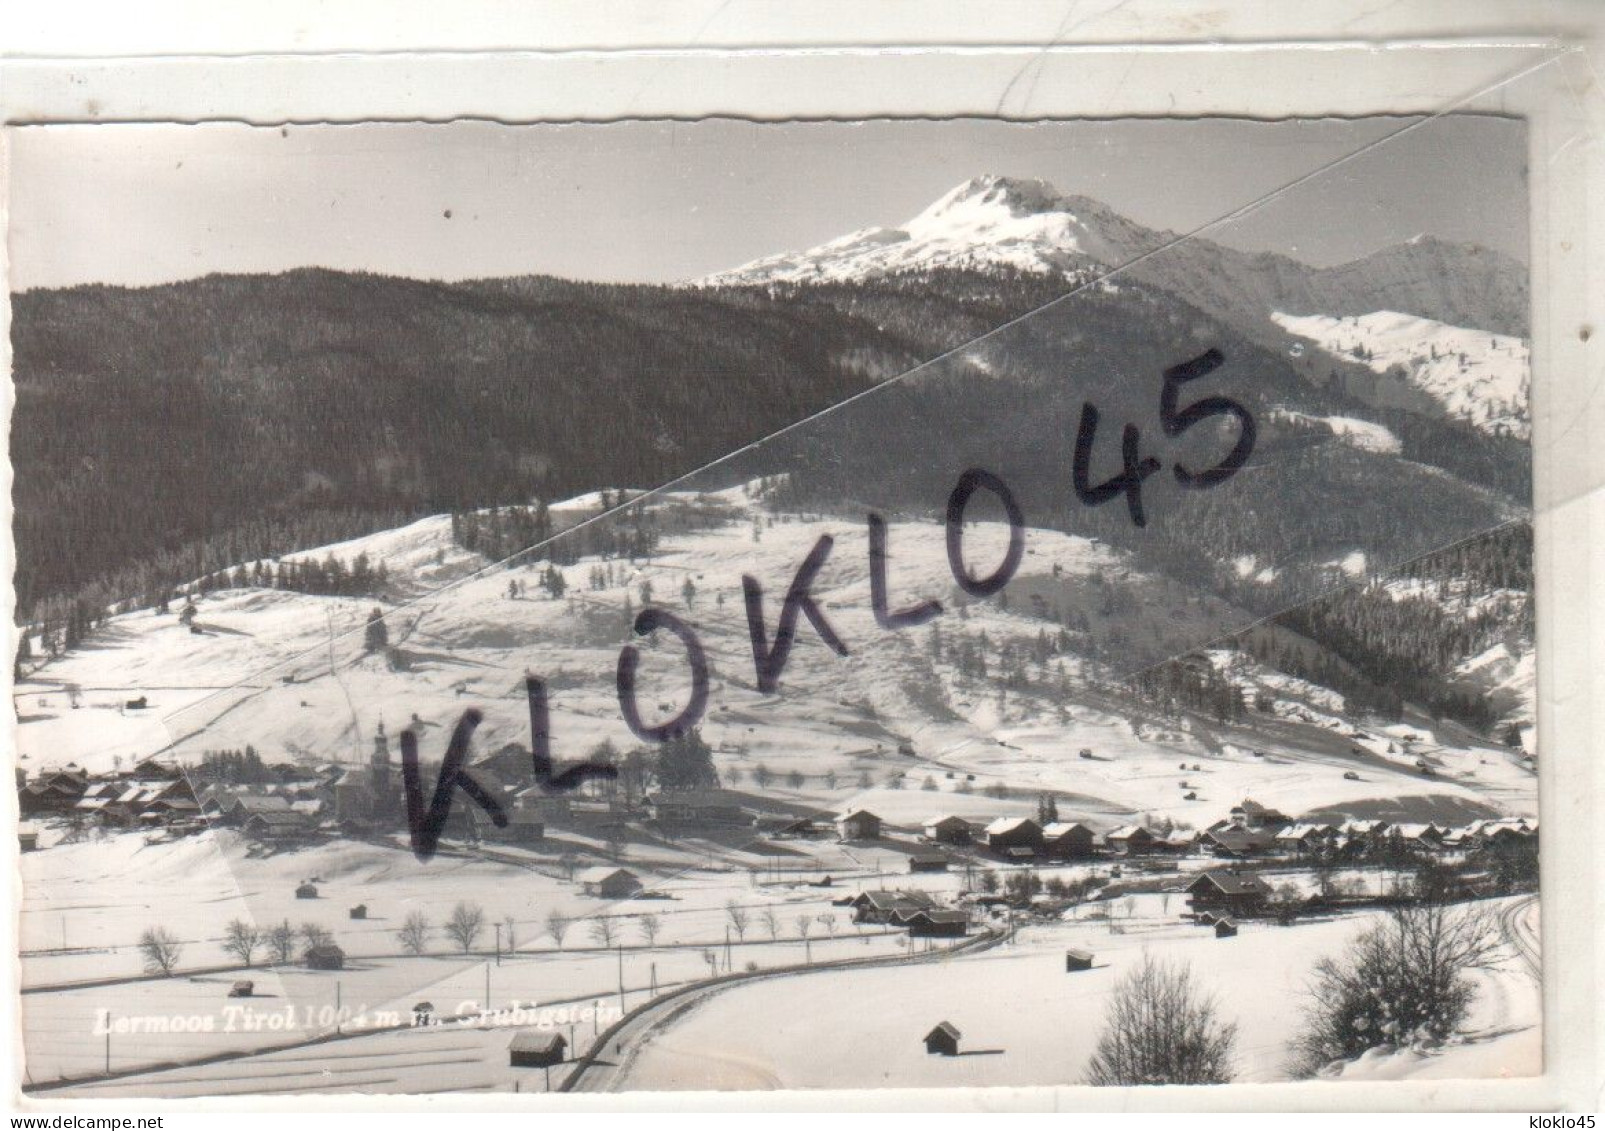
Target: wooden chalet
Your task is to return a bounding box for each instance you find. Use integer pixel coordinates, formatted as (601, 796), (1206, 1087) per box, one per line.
(1041, 821), (1097, 858)
(1199, 827), (1277, 858)
(836, 809), (883, 841)
(469, 807), (546, 844)
(984, 816), (1043, 854)
(223, 793), (294, 826)
(126, 757), (181, 780)
(1229, 799), (1289, 830)
(909, 853), (951, 873)
(18, 771), (87, 816)
(647, 790), (753, 826)
(1186, 869), (1271, 916)
(1103, 825), (1158, 856)
(1274, 823), (1338, 856)
(851, 889), (940, 924)
(905, 909), (969, 938)
(922, 815), (973, 844)
(246, 811), (313, 841)
(1389, 823), (1446, 851)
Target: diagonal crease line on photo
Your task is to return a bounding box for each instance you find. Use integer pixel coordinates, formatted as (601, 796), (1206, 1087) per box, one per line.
(154, 47), (1560, 736)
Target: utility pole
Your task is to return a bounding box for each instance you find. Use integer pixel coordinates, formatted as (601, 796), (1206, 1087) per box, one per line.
(495, 923), (502, 966)
(616, 942), (625, 1013)
(484, 961), (491, 1012)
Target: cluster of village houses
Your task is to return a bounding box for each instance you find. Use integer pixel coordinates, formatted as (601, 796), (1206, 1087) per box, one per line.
(11, 727), (1542, 1081)
(830, 798), (1540, 866)
(17, 733), (1536, 879)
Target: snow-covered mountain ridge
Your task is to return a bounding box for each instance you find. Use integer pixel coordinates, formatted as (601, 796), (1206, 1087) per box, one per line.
(699, 175), (1164, 287)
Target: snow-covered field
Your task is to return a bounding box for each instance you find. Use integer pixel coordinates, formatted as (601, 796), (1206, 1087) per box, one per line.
(39, 898), (1538, 1096)
(1269, 409), (1402, 455)
(1272, 310), (1529, 440)
(602, 897), (1539, 1091)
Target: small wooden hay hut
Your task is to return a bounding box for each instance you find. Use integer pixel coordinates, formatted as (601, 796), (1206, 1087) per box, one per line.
(508, 1030), (567, 1068)
(924, 1021), (961, 1057)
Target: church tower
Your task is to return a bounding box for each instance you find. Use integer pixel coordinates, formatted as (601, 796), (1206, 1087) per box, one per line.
(370, 720), (392, 798)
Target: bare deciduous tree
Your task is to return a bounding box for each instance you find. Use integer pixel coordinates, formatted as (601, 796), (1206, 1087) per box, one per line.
(445, 901), (485, 953)
(1293, 900), (1505, 1075)
(761, 907), (781, 942)
(1085, 953), (1237, 1086)
(301, 922), (334, 953)
(397, 910), (431, 956)
(223, 919), (262, 967)
(637, 913), (662, 947)
(547, 910), (571, 948)
(139, 926), (183, 977)
(794, 914), (812, 940)
(589, 916), (618, 948)
(725, 901), (750, 942)
(266, 919), (299, 965)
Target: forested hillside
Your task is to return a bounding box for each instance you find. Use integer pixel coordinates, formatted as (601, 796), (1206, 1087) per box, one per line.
(14, 269), (1043, 624)
(12, 262), (1529, 671)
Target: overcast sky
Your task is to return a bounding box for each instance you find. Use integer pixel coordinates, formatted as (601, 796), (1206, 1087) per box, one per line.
(5, 115), (1526, 291)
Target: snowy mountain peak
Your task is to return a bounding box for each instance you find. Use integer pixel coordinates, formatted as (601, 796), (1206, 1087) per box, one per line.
(697, 175), (1153, 288)
(907, 175), (1066, 227)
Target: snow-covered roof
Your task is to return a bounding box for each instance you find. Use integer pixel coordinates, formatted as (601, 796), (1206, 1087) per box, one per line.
(577, 867), (638, 884)
(1392, 823), (1440, 840)
(231, 795), (292, 813)
(1275, 823), (1329, 841)
(1105, 824), (1151, 840)
(985, 816), (1037, 835)
(1340, 819), (1388, 836)
(1042, 821), (1092, 838)
(509, 1030), (566, 1054)
(1189, 870), (1271, 896)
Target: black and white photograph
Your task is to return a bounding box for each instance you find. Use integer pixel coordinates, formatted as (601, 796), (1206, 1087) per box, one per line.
(8, 114), (1540, 1097)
